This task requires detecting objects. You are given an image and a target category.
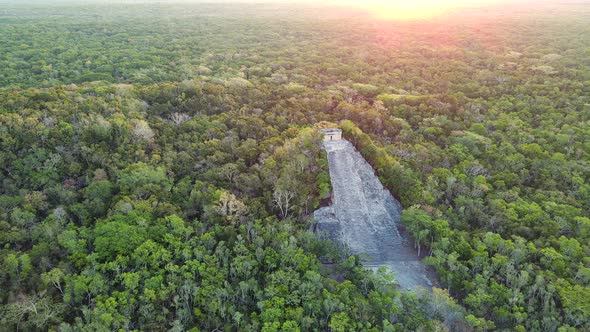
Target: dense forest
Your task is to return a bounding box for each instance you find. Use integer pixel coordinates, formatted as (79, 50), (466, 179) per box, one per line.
(0, 1), (589, 331)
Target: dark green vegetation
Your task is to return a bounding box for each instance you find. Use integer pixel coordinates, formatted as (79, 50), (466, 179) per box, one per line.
(1, 2), (589, 331)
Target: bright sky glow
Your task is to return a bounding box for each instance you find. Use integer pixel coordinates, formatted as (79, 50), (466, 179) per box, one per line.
(10, 0), (536, 22)
(339, 0), (509, 20)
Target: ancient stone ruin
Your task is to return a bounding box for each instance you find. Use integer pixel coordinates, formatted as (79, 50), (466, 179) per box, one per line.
(314, 138), (436, 290)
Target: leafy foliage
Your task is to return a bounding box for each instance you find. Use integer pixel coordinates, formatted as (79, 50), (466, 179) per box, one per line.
(1, 2), (589, 331)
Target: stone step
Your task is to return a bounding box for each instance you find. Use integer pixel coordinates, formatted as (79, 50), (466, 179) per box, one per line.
(314, 139), (436, 290)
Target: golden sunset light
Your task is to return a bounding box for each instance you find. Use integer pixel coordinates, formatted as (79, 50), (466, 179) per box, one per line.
(343, 0), (509, 20)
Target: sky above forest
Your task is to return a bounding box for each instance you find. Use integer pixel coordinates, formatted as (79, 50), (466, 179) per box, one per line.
(0, 0), (586, 20)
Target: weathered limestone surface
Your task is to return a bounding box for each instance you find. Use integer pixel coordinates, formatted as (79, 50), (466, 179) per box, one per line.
(314, 139), (435, 290)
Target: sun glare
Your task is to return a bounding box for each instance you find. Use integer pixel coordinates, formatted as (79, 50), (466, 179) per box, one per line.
(347, 0), (505, 21)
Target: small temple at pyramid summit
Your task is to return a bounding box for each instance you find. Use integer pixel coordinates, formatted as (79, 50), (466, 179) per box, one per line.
(319, 128), (342, 141)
